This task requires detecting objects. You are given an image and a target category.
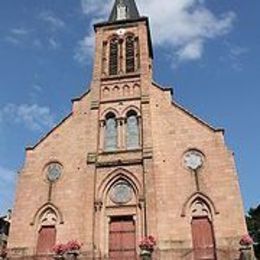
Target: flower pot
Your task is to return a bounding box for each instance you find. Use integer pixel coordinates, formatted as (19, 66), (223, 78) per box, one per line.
(140, 249), (153, 260)
(239, 246), (253, 260)
(53, 255), (65, 260)
(65, 250), (80, 260)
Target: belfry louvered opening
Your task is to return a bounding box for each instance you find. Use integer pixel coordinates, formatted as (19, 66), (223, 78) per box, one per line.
(125, 36), (135, 73)
(109, 38), (119, 75)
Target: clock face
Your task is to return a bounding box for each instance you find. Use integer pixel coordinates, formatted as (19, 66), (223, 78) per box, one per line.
(110, 181), (133, 204)
(47, 163), (62, 182)
(116, 28), (126, 36)
(184, 150), (204, 170)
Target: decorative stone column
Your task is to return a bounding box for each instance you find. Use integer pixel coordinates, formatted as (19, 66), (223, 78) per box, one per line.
(117, 118), (124, 150)
(99, 120), (105, 152)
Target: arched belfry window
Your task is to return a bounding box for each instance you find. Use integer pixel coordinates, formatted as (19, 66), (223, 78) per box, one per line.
(126, 111), (139, 149)
(105, 113), (118, 151)
(109, 38), (119, 75)
(125, 36), (135, 73)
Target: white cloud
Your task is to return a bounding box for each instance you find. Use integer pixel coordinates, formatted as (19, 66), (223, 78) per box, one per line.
(78, 0), (235, 63)
(230, 46), (248, 57)
(39, 12), (65, 30)
(228, 45), (248, 71)
(5, 36), (21, 45)
(0, 166), (16, 214)
(74, 33), (95, 64)
(0, 104), (55, 131)
(177, 39), (203, 61)
(5, 28), (30, 46)
(81, 0), (112, 16)
(32, 84), (43, 92)
(48, 38), (60, 50)
(10, 28), (30, 36)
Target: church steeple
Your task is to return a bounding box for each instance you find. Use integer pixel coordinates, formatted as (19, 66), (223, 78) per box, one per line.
(93, 0), (153, 81)
(109, 0), (140, 22)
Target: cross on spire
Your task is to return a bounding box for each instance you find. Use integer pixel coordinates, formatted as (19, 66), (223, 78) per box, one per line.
(109, 0), (140, 22)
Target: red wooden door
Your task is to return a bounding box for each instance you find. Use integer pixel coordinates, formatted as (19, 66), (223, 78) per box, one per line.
(36, 226), (56, 256)
(192, 217), (216, 260)
(109, 216), (136, 260)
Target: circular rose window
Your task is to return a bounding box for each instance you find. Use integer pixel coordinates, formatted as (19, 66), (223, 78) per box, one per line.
(183, 150), (204, 171)
(110, 181), (133, 204)
(46, 163), (62, 182)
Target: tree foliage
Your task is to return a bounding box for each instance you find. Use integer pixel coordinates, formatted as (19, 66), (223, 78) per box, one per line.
(246, 205), (260, 259)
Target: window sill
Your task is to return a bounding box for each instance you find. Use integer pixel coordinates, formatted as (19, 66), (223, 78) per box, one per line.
(100, 148), (142, 155)
(96, 148), (143, 167)
(101, 72), (141, 81)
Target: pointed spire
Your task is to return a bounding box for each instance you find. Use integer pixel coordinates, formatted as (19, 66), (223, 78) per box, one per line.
(109, 0), (140, 22)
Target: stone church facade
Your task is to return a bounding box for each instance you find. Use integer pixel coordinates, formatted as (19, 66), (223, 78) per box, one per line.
(8, 0), (247, 259)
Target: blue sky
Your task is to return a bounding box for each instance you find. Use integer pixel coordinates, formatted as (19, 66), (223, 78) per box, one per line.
(0, 0), (259, 215)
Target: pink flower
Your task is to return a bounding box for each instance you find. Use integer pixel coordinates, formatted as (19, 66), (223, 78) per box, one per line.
(53, 240), (82, 255)
(66, 240), (82, 251)
(139, 235), (156, 251)
(239, 234), (254, 246)
(53, 243), (67, 255)
(0, 248), (7, 258)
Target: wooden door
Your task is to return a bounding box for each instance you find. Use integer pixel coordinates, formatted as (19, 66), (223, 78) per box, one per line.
(192, 217), (216, 260)
(109, 216), (136, 260)
(36, 226), (56, 256)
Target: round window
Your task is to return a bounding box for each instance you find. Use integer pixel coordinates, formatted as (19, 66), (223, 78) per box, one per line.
(46, 163), (62, 182)
(183, 150), (204, 171)
(110, 181), (133, 204)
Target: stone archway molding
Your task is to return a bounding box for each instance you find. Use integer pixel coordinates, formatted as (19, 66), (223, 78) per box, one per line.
(30, 202), (64, 226)
(181, 192), (219, 217)
(97, 167), (142, 202)
(122, 105), (141, 118)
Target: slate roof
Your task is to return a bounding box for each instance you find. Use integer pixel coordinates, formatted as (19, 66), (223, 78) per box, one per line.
(109, 0), (140, 22)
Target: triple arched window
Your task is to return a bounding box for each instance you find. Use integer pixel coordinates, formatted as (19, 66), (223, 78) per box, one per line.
(103, 110), (140, 151)
(108, 35), (139, 76)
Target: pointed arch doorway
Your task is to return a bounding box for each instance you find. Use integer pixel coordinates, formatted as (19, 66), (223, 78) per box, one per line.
(109, 215), (137, 260)
(190, 199), (217, 260)
(96, 171), (143, 259)
(192, 217), (216, 260)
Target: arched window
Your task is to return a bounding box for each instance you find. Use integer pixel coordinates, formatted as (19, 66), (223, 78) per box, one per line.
(125, 36), (135, 73)
(105, 113), (117, 151)
(109, 38), (118, 75)
(126, 111), (139, 149)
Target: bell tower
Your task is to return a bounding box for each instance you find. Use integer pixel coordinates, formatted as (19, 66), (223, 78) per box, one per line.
(90, 0), (154, 152)
(89, 0), (157, 257)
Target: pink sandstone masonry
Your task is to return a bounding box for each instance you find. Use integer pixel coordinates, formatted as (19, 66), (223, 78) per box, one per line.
(8, 7), (247, 260)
